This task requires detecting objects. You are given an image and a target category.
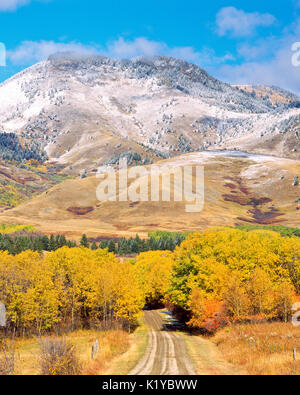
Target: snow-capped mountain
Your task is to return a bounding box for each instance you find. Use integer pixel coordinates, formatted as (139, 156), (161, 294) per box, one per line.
(0, 54), (299, 176)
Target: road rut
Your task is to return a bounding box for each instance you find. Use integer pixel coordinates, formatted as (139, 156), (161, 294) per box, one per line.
(129, 310), (195, 375)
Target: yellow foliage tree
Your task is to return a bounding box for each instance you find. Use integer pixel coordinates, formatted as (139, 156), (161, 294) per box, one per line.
(0, 246), (145, 334)
(222, 272), (250, 320)
(274, 280), (295, 323)
(169, 228), (300, 317)
(0, 250), (60, 332)
(135, 251), (174, 305)
(246, 267), (275, 319)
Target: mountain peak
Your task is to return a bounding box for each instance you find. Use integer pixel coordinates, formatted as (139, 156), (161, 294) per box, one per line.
(0, 54), (298, 178)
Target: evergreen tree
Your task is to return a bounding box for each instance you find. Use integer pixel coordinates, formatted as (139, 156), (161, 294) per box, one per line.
(60, 234), (67, 247)
(107, 240), (116, 253)
(80, 234), (90, 248)
(99, 240), (108, 250)
(118, 238), (130, 255)
(32, 237), (43, 253)
(41, 235), (50, 251)
(49, 234), (57, 251)
(91, 241), (98, 250)
(67, 240), (77, 248)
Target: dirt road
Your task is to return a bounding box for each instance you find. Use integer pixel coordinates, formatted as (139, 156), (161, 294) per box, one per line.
(129, 310), (246, 376)
(129, 310), (195, 375)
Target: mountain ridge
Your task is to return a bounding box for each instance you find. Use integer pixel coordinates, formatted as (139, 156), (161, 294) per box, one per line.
(0, 54), (299, 180)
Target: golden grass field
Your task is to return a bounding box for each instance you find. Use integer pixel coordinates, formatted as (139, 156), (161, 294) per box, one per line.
(9, 321), (148, 375)
(0, 151), (299, 239)
(10, 330), (129, 375)
(213, 322), (300, 375)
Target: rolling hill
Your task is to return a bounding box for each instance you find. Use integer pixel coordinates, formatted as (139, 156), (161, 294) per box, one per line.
(0, 151), (298, 238)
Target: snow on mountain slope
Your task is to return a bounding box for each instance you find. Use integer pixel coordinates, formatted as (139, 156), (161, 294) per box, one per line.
(0, 55), (299, 177)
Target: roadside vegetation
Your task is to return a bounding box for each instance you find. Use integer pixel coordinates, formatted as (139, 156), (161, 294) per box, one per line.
(1, 226), (299, 334)
(1, 329), (132, 375)
(213, 322), (300, 375)
(168, 228), (300, 329)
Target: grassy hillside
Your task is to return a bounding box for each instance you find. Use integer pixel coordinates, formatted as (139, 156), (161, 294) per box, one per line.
(0, 161), (71, 211)
(0, 151), (298, 238)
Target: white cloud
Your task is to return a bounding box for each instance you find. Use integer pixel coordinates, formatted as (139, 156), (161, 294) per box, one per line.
(0, 0), (30, 11)
(214, 40), (300, 94)
(8, 37), (234, 69)
(105, 37), (204, 63)
(237, 43), (269, 60)
(0, 0), (51, 11)
(8, 40), (99, 64)
(216, 6), (276, 37)
(211, 10), (300, 94)
(105, 37), (233, 66)
(106, 37), (162, 59)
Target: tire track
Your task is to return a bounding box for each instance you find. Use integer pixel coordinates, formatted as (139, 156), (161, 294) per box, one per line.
(129, 329), (156, 375)
(129, 310), (195, 375)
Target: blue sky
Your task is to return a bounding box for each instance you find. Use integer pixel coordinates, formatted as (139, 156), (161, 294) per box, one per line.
(1, 0), (300, 93)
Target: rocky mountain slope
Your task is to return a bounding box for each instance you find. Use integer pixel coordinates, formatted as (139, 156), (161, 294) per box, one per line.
(0, 54), (299, 179)
(234, 85), (300, 107)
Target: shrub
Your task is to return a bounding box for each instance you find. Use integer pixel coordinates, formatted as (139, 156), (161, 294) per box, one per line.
(39, 338), (81, 375)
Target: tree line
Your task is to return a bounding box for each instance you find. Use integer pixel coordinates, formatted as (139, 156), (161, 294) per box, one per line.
(1, 225), (299, 256)
(0, 132), (47, 163)
(0, 232), (187, 256)
(0, 233), (76, 255)
(86, 233), (187, 255)
(234, 225), (300, 238)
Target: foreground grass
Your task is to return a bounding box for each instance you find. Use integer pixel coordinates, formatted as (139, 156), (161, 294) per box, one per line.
(213, 322), (300, 375)
(105, 316), (149, 375)
(8, 316), (148, 375)
(82, 329), (130, 375)
(181, 332), (246, 375)
(11, 329), (131, 375)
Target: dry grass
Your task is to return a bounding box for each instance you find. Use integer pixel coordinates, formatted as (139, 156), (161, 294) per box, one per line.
(181, 332), (246, 375)
(1, 153), (299, 238)
(105, 317), (149, 375)
(11, 329), (131, 375)
(39, 337), (81, 375)
(82, 330), (130, 375)
(213, 322), (300, 375)
(0, 339), (15, 375)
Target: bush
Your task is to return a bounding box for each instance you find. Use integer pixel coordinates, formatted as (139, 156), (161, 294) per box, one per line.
(39, 338), (81, 375)
(0, 339), (15, 375)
